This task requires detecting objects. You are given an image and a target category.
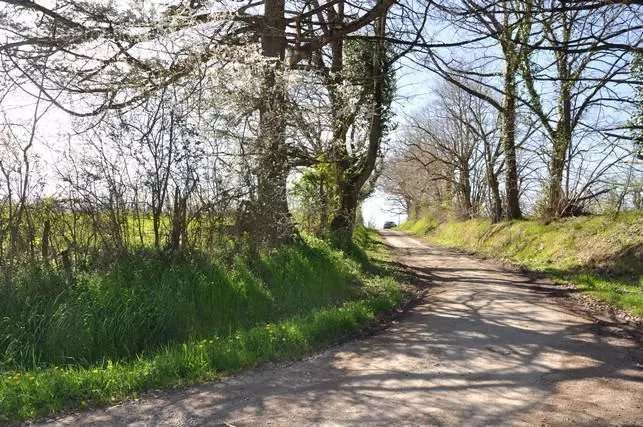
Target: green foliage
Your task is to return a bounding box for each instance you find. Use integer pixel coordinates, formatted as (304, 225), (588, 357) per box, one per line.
(0, 230), (402, 421)
(0, 238), (363, 370)
(401, 213), (643, 316)
(345, 225), (382, 267)
(398, 215), (439, 235)
(291, 163), (338, 236)
(0, 288), (399, 421)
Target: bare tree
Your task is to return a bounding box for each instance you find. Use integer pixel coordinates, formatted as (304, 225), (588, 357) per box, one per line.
(520, 0), (636, 217)
(402, 82), (489, 219)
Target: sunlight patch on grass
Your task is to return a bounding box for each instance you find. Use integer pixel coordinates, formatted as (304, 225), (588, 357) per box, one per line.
(0, 288), (400, 421)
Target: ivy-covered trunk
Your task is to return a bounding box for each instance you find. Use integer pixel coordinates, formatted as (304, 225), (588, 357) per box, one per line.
(547, 130), (571, 217)
(330, 180), (360, 240)
(546, 52), (573, 218)
(484, 140), (503, 223)
(459, 165), (473, 218)
(329, 12), (388, 244)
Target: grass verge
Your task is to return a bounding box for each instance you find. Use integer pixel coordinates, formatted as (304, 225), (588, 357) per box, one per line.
(400, 213), (643, 317)
(0, 230), (402, 422)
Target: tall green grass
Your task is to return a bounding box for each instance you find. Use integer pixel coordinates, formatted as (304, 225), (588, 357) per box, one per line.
(0, 237), (369, 370)
(0, 230), (402, 421)
(401, 212), (643, 316)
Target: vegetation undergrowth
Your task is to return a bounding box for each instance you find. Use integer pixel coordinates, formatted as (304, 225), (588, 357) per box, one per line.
(400, 212), (643, 317)
(0, 228), (402, 422)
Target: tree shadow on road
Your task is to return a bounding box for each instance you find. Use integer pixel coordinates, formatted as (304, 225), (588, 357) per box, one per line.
(48, 239), (643, 426)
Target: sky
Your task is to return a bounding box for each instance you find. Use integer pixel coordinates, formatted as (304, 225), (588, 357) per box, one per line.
(361, 189), (406, 228)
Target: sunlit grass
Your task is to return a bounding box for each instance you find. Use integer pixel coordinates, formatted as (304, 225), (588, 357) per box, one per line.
(401, 212), (643, 317)
(0, 228), (402, 422)
(398, 215), (438, 235)
(0, 290), (399, 421)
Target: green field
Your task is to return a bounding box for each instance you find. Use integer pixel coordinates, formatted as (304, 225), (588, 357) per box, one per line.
(400, 213), (643, 317)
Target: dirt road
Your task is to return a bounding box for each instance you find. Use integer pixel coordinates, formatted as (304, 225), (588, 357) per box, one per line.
(44, 231), (643, 426)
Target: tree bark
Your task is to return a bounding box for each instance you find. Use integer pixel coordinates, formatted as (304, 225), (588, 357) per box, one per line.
(254, 0), (296, 246)
(488, 171), (503, 223)
(169, 186), (187, 252)
(331, 181), (360, 240)
(457, 166), (473, 218)
(483, 136), (503, 223)
(547, 132), (570, 217)
(501, 62), (522, 220)
(547, 51), (573, 218)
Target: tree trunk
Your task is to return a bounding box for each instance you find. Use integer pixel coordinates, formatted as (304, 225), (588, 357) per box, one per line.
(153, 208), (161, 249)
(41, 218), (51, 261)
(547, 61), (573, 218)
(488, 170), (503, 223)
(169, 186), (187, 252)
(547, 133), (569, 217)
(634, 185), (642, 210)
(501, 63), (522, 220)
(330, 12), (388, 243)
(459, 166), (473, 218)
(254, 0), (295, 246)
(484, 140), (503, 223)
(318, 178), (329, 235)
(331, 181), (360, 241)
